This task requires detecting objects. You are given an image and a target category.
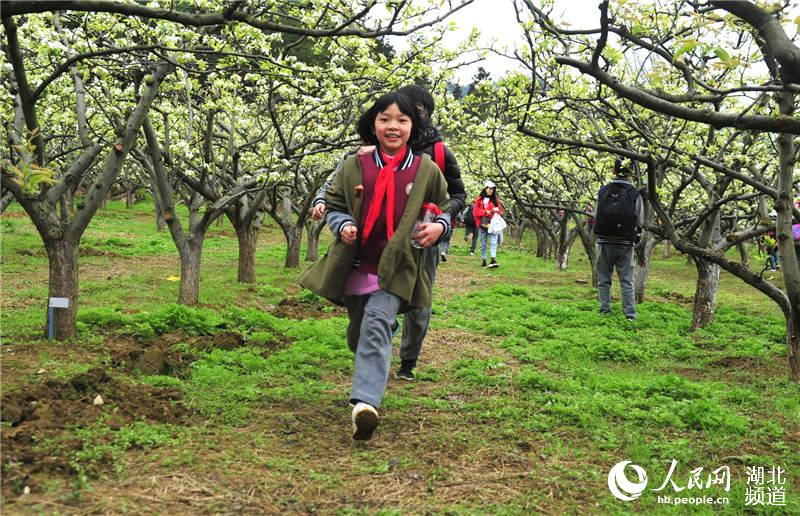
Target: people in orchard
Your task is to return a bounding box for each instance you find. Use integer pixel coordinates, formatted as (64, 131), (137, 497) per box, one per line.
(593, 159), (644, 321)
(311, 84), (466, 383)
(299, 91), (451, 441)
(473, 180), (503, 269)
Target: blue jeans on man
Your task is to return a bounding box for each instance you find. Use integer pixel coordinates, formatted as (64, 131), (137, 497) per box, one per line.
(768, 249), (779, 270)
(597, 243), (636, 319)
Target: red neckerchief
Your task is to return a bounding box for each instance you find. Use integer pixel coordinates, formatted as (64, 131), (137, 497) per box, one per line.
(361, 145), (407, 246)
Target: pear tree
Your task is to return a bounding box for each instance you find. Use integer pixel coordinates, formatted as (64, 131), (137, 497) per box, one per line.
(1, 0), (476, 335)
(517, 0), (800, 378)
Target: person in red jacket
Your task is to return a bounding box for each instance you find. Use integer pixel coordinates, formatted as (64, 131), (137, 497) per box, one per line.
(473, 180), (503, 268)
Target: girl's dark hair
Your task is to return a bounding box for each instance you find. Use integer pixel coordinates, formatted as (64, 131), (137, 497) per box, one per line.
(356, 91), (422, 147)
(480, 187), (499, 205)
(398, 84), (435, 118)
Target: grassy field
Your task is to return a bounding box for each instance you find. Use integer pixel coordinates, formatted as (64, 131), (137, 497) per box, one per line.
(1, 201), (796, 514)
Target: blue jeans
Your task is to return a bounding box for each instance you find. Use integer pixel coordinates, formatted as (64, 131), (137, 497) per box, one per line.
(479, 228), (498, 260)
(596, 243), (636, 318)
(768, 250), (779, 270)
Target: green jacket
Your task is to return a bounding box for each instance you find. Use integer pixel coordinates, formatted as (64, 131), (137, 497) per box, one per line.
(299, 153), (450, 310)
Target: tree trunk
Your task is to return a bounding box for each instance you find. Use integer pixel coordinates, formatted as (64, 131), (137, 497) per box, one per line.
(44, 238), (79, 339)
(737, 242), (750, 266)
(125, 187), (135, 208)
(555, 248), (568, 270)
(235, 225), (259, 283)
(148, 175), (165, 231)
(582, 237), (598, 288)
(776, 89), (800, 381)
(662, 240), (671, 258)
(514, 225), (525, 246)
(65, 189), (74, 215)
(305, 221), (321, 262)
(535, 228), (547, 258)
(285, 225), (302, 268)
(787, 312), (800, 381)
(554, 219), (569, 270)
(690, 257), (720, 330)
(540, 226), (555, 260)
(1, 191), (15, 213)
(282, 192), (292, 221)
(634, 234), (657, 304)
(179, 240), (203, 305)
(305, 232), (319, 262)
(555, 231), (578, 271)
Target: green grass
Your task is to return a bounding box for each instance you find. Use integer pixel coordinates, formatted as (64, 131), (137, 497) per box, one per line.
(32, 416), (182, 478)
(1, 200), (797, 513)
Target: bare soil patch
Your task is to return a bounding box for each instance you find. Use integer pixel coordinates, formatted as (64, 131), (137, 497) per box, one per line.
(1, 366), (186, 496)
(708, 354), (787, 378)
(1, 211), (29, 219)
(0, 328), (294, 502)
(274, 295), (346, 319)
(654, 289), (694, 306)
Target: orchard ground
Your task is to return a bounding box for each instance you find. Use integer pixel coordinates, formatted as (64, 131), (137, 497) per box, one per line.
(1, 201), (797, 514)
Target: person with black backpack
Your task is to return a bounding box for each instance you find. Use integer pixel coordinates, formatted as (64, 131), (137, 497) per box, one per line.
(593, 159), (644, 321)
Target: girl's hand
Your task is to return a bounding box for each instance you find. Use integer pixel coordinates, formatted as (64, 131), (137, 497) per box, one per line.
(412, 222), (444, 248)
(341, 225), (358, 245)
(357, 145), (376, 156)
(311, 203), (326, 220)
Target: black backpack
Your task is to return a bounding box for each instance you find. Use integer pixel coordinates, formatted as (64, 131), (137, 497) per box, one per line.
(595, 182), (639, 239)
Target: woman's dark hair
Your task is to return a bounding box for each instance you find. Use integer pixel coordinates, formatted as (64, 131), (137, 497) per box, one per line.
(480, 187), (499, 205)
(398, 84), (435, 120)
(356, 91), (422, 147)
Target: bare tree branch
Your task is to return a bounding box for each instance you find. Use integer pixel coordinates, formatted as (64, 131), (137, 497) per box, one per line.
(3, 0), (475, 38)
(556, 56), (800, 133)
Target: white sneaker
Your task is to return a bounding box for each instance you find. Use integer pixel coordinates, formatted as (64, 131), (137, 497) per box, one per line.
(351, 402), (379, 441)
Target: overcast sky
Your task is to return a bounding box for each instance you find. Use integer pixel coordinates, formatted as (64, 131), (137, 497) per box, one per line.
(424, 0), (800, 84)
(439, 0), (602, 83)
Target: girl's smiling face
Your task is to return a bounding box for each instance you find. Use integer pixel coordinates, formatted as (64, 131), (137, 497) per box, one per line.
(374, 102), (412, 155)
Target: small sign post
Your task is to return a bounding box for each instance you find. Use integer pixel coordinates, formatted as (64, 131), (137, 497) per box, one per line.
(48, 297), (69, 340)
